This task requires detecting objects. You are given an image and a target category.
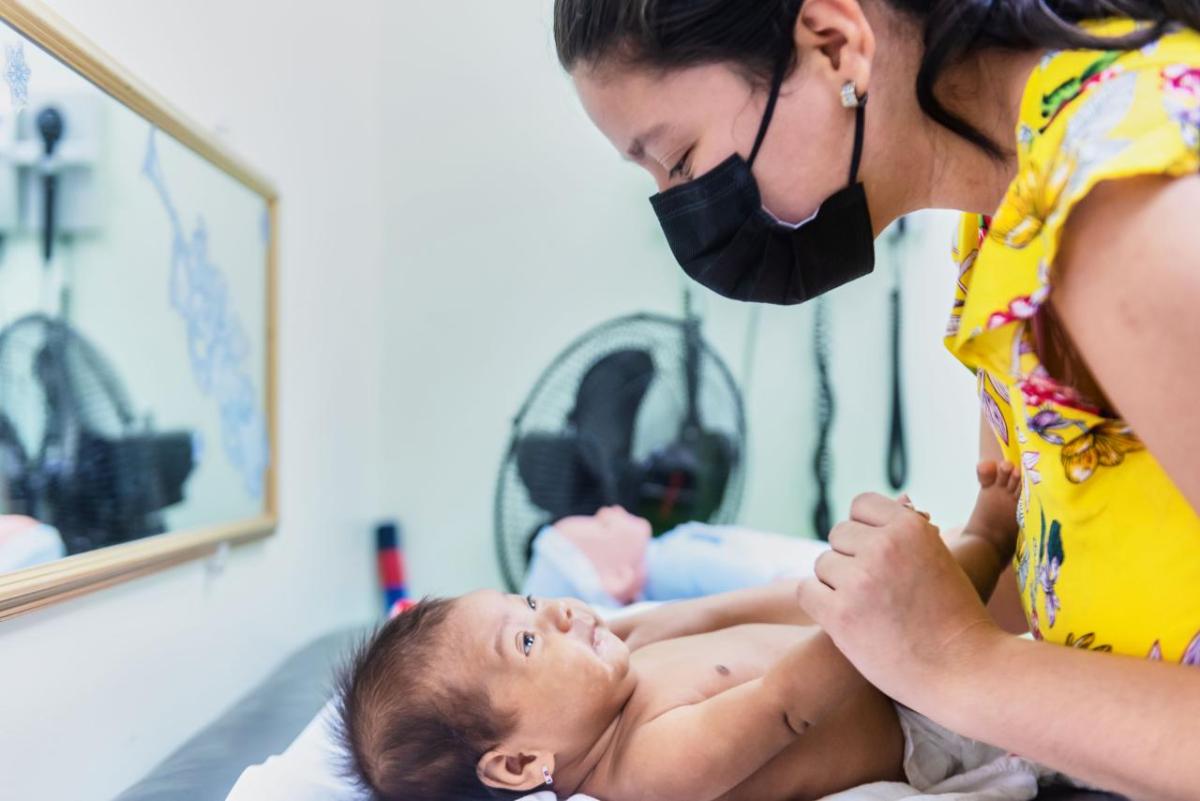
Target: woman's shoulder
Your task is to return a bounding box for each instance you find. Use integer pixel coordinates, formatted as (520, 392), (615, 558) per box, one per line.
(999, 22), (1200, 250)
(946, 22), (1200, 371)
(1029, 23), (1199, 129)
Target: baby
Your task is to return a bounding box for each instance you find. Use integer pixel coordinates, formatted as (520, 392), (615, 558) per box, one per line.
(337, 462), (1023, 801)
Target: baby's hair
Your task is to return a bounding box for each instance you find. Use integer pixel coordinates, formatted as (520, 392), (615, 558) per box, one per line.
(334, 597), (527, 801)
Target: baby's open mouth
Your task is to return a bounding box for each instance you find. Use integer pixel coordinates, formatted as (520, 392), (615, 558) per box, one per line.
(590, 618), (604, 655)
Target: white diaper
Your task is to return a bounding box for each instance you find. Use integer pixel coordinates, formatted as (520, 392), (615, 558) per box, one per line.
(895, 705), (1078, 798)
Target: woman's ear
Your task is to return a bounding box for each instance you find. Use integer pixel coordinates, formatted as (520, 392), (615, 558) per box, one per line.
(477, 749), (555, 791)
(794, 0), (876, 94)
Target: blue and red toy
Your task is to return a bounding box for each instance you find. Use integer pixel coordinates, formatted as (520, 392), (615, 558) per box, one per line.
(377, 521), (415, 617)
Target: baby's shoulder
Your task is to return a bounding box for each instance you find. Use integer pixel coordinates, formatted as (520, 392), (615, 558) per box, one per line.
(581, 698), (713, 801)
(574, 700), (666, 800)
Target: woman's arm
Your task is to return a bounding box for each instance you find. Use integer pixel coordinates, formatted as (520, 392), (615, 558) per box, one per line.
(800, 495), (1200, 800)
(932, 627), (1200, 801)
(1054, 173), (1200, 515)
(942, 529), (1005, 602)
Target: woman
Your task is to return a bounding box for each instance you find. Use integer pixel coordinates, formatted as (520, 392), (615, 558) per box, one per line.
(552, 1), (1200, 798)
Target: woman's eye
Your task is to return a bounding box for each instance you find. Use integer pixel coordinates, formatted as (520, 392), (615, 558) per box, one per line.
(522, 632), (535, 656)
(525, 594), (537, 611)
(668, 147), (694, 180)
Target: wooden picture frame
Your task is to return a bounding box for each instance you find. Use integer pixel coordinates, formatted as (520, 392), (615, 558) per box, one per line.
(0, 0), (278, 621)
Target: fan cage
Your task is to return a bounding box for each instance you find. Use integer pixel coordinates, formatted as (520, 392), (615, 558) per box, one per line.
(494, 312), (747, 593)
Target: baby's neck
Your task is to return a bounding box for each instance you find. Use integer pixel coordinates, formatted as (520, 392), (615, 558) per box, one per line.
(553, 672), (639, 795)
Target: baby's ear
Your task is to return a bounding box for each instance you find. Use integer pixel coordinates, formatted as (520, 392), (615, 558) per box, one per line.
(477, 749), (553, 792)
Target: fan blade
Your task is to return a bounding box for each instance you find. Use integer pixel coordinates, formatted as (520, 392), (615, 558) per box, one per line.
(514, 432), (614, 520)
(569, 349), (654, 465)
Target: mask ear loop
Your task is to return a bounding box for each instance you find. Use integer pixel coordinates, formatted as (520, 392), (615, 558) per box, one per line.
(750, 60), (867, 188)
(847, 95), (868, 184)
(747, 55), (791, 168)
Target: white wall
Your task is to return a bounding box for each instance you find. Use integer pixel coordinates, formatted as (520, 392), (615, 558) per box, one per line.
(0, 3), (387, 799)
(0, 2), (986, 798)
(380, 1), (982, 599)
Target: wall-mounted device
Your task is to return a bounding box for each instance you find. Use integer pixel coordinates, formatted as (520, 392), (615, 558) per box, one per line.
(7, 91), (103, 244)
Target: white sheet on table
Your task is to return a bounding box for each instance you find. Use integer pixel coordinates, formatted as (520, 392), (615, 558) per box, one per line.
(226, 699), (601, 801)
(819, 761), (1042, 801)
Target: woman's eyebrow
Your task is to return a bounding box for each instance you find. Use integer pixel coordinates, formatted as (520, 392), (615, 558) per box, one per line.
(626, 123), (668, 161)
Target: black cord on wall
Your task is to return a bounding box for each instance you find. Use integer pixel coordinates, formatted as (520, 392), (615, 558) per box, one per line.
(887, 217), (909, 492)
(812, 298), (834, 540)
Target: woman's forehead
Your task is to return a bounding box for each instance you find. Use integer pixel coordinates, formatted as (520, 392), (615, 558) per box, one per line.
(574, 62), (753, 153)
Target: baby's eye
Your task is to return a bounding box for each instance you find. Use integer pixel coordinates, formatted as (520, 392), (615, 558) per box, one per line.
(525, 594), (537, 611)
(522, 632), (535, 657)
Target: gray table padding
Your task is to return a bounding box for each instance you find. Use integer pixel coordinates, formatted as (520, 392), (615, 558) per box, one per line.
(112, 626), (364, 801)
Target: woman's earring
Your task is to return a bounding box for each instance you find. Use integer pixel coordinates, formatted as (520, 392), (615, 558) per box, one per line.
(542, 766), (554, 786)
(840, 80), (861, 109)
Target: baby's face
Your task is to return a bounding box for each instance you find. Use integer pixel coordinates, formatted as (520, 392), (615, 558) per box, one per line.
(451, 590), (634, 748)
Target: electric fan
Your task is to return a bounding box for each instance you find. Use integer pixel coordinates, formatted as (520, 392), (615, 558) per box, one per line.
(494, 308), (747, 592)
(0, 313), (195, 555)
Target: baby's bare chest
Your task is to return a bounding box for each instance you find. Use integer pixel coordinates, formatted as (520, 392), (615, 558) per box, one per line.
(628, 624), (810, 712)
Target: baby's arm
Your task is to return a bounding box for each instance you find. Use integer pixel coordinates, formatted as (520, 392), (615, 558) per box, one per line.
(946, 527), (1008, 603)
(612, 628), (864, 801)
(947, 417), (1022, 603)
(609, 580), (812, 650)
(696, 579), (815, 628)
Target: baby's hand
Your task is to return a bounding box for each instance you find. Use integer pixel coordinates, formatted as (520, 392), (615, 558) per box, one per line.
(966, 460), (1021, 561)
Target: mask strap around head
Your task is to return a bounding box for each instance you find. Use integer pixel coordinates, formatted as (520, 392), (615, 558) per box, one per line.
(848, 94), (867, 184)
(747, 54), (791, 168)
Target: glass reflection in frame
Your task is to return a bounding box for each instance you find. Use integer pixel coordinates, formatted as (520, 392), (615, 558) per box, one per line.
(0, 18), (273, 578)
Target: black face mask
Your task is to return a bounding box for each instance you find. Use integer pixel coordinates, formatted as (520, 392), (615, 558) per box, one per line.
(649, 60), (875, 305)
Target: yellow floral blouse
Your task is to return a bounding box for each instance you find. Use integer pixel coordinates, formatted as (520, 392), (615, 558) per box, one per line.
(945, 20), (1200, 663)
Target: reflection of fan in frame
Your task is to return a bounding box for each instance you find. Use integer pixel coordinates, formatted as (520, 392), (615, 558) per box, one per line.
(0, 313), (195, 555)
(494, 307), (746, 592)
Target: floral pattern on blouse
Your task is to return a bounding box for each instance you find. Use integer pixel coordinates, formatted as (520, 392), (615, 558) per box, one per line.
(943, 20), (1200, 663)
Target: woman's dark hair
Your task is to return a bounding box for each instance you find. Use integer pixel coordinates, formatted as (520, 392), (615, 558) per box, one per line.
(335, 598), (526, 801)
(553, 0), (1200, 158)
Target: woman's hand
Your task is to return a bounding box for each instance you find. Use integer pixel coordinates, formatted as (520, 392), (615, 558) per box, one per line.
(607, 602), (718, 651)
(797, 493), (1004, 708)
